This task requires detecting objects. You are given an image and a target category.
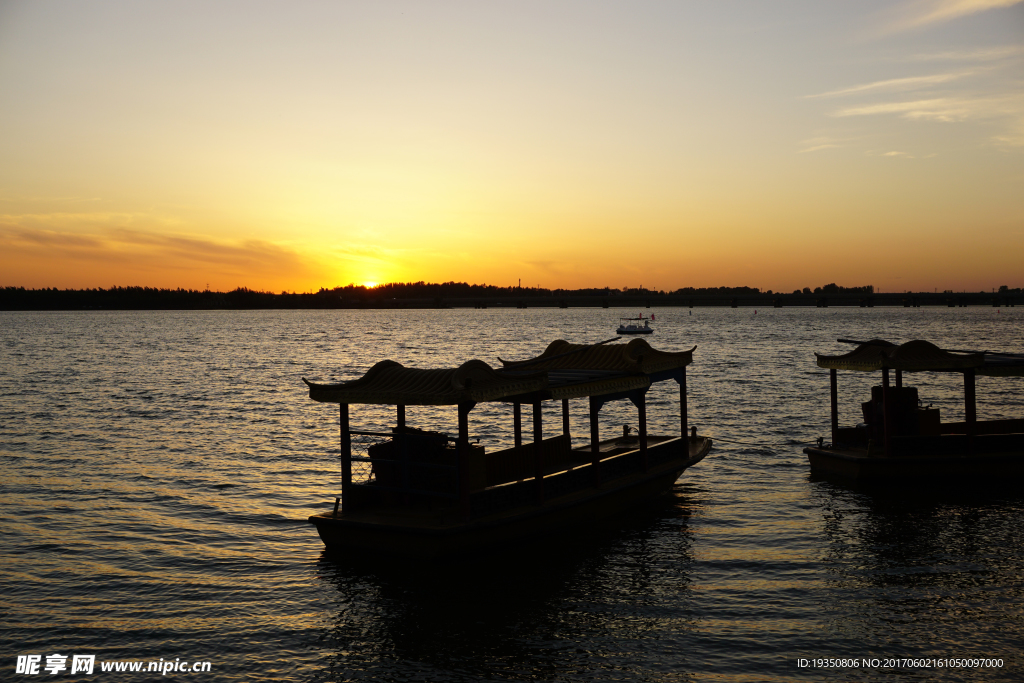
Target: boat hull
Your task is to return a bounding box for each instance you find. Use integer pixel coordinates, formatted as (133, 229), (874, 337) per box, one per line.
(310, 436), (711, 558)
(804, 445), (1024, 481)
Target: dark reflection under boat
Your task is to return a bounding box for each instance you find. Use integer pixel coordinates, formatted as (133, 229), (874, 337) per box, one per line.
(811, 476), (1024, 662)
(312, 486), (701, 683)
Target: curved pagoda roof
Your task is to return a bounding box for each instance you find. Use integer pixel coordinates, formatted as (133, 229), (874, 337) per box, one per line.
(815, 339), (999, 373)
(498, 338), (695, 400)
(303, 359), (547, 405)
(500, 338), (694, 375)
(303, 338), (697, 405)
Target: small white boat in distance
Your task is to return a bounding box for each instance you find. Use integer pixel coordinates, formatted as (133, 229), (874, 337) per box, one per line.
(617, 314), (654, 335)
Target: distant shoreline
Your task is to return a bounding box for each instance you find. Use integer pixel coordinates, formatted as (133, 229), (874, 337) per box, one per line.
(2, 288), (1019, 311)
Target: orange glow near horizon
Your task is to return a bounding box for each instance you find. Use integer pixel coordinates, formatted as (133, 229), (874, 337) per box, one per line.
(1, 3), (1022, 294)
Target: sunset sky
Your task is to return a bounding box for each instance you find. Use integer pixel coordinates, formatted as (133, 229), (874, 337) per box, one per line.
(1, 0), (1022, 294)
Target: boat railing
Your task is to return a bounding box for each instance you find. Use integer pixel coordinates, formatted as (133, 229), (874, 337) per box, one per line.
(341, 427), (697, 517)
(483, 434), (573, 487)
(470, 436), (689, 518)
(937, 417), (1024, 436)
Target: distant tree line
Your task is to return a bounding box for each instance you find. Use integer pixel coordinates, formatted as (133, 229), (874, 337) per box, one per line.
(0, 286), (339, 310)
(791, 283), (874, 295)
(3, 281), (1018, 310)
(335, 282), (768, 298)
(669, 285), (766, 295)
(327, 281), (601, 299)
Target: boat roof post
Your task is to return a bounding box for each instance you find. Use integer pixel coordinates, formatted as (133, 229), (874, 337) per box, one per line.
(533, 401), (545, 502)
(882, 368), (892, 457)
(589, 395), (601, 487)
(830, 369), (838, 446)
(339, 404), (352, 511)
(397, 404), (405, 430)
(457, 401), (475, 521)
(628, 389), (649, 471)
(675, 367), (688, 441)
(965, 368), (977, 454)
(513, 401), (522, 448)
(561, 398), (570, 438)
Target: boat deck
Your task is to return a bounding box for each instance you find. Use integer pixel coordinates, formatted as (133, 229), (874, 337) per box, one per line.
(805, 442), (1024, 480)
(310, 435), (711, 555)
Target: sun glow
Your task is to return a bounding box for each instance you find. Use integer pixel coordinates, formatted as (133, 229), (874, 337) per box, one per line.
(363, 282), (379, 289)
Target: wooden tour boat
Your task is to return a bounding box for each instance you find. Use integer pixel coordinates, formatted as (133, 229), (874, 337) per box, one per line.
(804, 339), (1024, 480)
(303, 338), (711, 557)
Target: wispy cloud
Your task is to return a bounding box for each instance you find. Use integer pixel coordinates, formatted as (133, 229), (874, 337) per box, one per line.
(798, 143), (842, 153)
(991, 118), (1024, 147)
(0, 220), (310, 277)
(0, 211), (141, 228)
(911, 45), (1024, 62)
(833, 94), (1024, 126)
(8, 228), (105, 249)
(807, 72), (971, 98)
(0, 195), (103, 204)
(879, 0), (1024, 34)
(833, 97), (971, 121)
(804, 37), (1024, 152)
(110, 228), (308, 271)
(798, 136), (848, 153)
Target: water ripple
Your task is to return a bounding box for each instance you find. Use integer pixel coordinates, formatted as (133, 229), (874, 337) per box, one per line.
(2, 308), (1022, 681)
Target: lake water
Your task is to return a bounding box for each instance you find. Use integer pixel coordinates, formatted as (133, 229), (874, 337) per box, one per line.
(2, 307), (1022, 682)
